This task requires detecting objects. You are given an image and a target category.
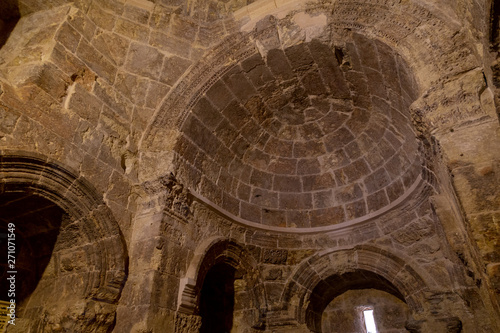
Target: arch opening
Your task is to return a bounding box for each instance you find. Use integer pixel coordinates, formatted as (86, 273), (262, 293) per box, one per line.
(0, 192), (62, 307)
(180, 239), (265, 332)
(199, 262), (236, 333)
(0, 153), (128, 332)
(306, 270), (408, 333)
(322, 289), (410, 333)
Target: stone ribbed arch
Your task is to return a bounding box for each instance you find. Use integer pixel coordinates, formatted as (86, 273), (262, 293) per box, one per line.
(0, 151), (128, 304)
(177, 237), (266, 323)
(280, 245), (432, 329)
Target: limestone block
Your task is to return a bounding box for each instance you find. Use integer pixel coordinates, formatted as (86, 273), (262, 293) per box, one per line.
(115, 17), (150, 41)
(91, 31), (130, 67)
(67, 83), (103, 125)
(77, 38), (117, 83)
(0, 105), (20, 134)
(116, 71), (149, 105)
(125, 42), (164, 80)
(160, 55), (192, 85)
(87, 2), (117, 30)
(124, 2), (152, 24)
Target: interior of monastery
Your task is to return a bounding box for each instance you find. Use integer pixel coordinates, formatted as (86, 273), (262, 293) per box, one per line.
(0, 0), (499, 331)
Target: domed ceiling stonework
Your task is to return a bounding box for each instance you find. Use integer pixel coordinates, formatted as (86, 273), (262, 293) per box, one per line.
(174, 33), (422, 229)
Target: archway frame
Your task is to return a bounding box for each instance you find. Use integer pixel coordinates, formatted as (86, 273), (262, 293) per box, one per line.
(138, 0), (484, 236)
(279, 245), (435, 331)
(177, 236), (267, 329)
(0, 150), (128, 305)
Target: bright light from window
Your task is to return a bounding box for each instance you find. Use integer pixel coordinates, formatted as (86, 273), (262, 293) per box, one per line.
(363, 309), (377, 333)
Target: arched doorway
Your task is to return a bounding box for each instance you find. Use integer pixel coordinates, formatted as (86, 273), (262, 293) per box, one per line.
(281, 246), (430, 332)
(0, 152), (128, 331)
(199, 262), (236, 333)
(322, 288), (409, 333)
(178, 238), (266, 332)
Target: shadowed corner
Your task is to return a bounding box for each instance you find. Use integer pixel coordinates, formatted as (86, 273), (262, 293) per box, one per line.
(0, 0), (20, 49)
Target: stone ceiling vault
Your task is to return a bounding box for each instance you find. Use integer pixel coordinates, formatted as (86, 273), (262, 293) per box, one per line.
(140, 0), (482, 233)
(174, 34), (422, 230)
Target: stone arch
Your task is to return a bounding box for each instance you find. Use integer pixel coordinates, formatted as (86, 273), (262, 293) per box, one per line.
(177, 237), (266, 330)
(281, 245), (432, 332)
(0, 151), (128, 331)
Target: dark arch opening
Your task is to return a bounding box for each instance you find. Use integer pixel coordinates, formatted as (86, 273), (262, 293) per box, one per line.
(0, 192), (63, 306)
(306, 269), (406, 332)
(0, 153), (128, 331)
(199, 262), (236, 333)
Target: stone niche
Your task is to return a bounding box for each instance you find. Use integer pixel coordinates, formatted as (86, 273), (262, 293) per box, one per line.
(305, 268), (411, 333)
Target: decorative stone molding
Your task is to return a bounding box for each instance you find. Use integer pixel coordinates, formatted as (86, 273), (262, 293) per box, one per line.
(0, 151), (128, 331)
(177, 277), (198, 314)
(410, 68), (494, 135)
(143, 172), (192, 222)
(161, 172), (192, 219)
(0, 151), (128, 302)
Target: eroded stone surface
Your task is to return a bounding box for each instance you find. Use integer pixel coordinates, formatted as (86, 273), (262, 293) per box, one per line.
(0, 0), (499, 332)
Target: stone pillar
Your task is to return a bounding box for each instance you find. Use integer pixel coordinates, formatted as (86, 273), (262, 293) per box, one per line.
(115, 203), (165, 332)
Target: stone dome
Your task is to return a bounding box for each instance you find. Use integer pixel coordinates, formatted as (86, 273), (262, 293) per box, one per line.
(175, 34), (421, 229)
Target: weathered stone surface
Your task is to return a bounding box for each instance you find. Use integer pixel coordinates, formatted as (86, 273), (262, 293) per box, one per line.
(125, 42), (164, 80)
(115, 17), (150, 41)
(161, 56), (192, 86)
(77, 38), (117, 83)
(1, 1), (500, 333)
(67, 83), (103, 125)
(91, 31), (130, 67)
(0, 106), (20, 134)
(55, 21), (81, 52)
(87, 2), (117, 30)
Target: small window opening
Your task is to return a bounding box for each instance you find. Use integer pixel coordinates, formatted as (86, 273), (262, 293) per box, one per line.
(363, 308), (377, 333)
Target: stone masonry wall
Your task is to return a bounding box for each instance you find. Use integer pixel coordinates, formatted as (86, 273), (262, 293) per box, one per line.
(0, 0), (499, 332)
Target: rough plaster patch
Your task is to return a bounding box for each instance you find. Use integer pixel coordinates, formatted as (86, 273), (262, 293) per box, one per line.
(292, 12), (327, 42)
